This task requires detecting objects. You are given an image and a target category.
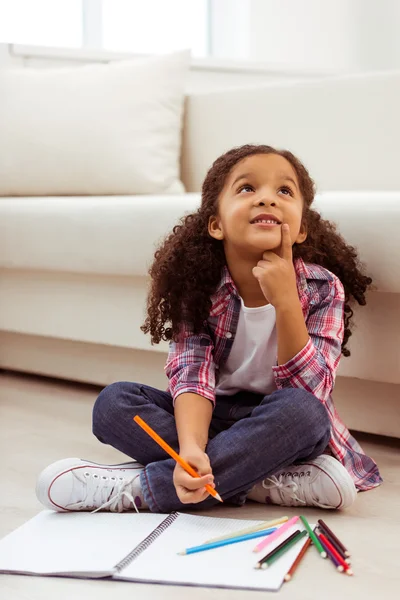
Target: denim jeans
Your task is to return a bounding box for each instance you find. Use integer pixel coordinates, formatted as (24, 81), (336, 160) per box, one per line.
(92, 382), (331, 513)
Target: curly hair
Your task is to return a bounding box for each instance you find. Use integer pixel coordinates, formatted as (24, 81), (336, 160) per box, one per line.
(141, 144), (372, 356)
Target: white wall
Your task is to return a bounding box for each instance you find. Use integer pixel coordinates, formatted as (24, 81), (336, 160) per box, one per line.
(350, 0), (400, 71)
(214, 0), (400, 73)
(250, 0), (355, 71)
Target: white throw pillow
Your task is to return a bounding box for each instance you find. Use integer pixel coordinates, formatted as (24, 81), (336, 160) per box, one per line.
(0, 51), (189, 196)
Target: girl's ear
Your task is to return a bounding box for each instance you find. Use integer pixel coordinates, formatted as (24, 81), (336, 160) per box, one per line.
(208, 215), (224, 240)
(295, 221), (307, 245)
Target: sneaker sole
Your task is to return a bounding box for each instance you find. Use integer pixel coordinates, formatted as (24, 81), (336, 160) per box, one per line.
(36, 457), (144, 512)
(300, 455), (357, 509)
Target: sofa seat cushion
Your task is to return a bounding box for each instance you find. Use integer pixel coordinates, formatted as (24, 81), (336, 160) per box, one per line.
(0, 192), (399, 292)
(0, 194), (201, 277)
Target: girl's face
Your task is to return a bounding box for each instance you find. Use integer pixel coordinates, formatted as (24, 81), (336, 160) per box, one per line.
(208, 153), (307, 257)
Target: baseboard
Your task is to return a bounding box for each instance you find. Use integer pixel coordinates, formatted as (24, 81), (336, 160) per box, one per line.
(0, 330), (399, 438)
(0, 331), (168, 389)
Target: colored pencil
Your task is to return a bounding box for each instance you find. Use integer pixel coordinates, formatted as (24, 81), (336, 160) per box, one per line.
(318, 527), (350, 563)
(258, 531), (308, 570)
(256, 530), (301, 569)
(318, 519), (350, 557)
(253, 515), (299, 553)
(317, 532), (344, 572)
(133, 415), (222, 502)
(319, 532), (353, 576)
(178, 527), (277, 555)
(299, 515), (327, 558)
(203, 516), (289, 544)
(284, 536), (312, 582)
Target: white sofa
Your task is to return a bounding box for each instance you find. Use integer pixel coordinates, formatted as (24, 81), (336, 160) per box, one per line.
(1, 68), (400, 438)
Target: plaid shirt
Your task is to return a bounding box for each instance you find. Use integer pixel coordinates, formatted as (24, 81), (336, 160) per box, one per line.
(165, 257), (382, 491)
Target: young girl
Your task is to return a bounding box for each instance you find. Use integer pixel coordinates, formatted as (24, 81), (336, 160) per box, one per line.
(36, 144), (382, 514)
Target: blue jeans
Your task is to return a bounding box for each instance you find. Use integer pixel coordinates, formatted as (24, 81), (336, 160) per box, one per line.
(92, 383), (331, 513)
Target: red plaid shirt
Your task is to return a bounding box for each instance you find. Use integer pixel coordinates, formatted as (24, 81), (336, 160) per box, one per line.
(165, 258), (382, 491)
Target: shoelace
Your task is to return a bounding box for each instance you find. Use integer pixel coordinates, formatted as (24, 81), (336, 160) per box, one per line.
(262, 474), (306, 505)
(67, 471), (142, 513)
(262, 471), (334, 509)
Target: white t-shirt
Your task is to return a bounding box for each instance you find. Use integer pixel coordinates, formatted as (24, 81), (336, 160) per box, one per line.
(216, 297), (278, 396)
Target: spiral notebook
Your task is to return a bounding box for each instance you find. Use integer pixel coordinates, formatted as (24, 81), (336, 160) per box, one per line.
(0, 511), (310, 592)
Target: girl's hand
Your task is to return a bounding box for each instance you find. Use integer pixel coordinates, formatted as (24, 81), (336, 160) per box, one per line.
(252, 224), (298, 308)
(173, 444), (215, 504)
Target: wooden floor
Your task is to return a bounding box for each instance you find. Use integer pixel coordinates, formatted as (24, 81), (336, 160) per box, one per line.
(0, 371), (399, 599)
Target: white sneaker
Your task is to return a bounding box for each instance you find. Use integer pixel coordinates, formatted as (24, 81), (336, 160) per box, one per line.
(247, 456), (357, 510)
(36, 458), (147, 513)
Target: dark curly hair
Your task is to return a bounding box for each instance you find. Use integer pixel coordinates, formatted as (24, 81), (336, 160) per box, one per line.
(141, 144), (372, 356)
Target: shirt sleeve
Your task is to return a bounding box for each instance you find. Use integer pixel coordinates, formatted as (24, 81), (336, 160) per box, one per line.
(164, 323), (216, 406)
(272, 276), (345, 403)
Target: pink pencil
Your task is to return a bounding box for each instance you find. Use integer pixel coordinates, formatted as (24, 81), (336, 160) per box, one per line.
(253, 516), (299, 553)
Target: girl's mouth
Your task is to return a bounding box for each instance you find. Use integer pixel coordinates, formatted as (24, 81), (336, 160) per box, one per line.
(251, 221), (280, 228)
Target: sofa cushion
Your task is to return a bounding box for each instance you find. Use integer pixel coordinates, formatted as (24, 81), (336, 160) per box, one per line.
(182, 72), (400, 193)
(0, 194), (199, 277)
(0, 51), (189, 196)
(0, 192), (399, 293)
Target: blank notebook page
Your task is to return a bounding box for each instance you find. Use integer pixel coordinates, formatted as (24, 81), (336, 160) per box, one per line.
(0, 511), (167, 577)
(119, 513), (309, 592)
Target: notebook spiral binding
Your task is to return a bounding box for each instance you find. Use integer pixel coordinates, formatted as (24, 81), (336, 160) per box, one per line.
(113, 512), (179, 573)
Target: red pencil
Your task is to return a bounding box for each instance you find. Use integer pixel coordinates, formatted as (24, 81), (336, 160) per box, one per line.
(318, 519), (350, 557)
(319, 528), (350, 563)
(318, 532), (353, 576)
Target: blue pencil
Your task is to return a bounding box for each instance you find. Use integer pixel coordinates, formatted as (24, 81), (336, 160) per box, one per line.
(178, 527), (278, 555)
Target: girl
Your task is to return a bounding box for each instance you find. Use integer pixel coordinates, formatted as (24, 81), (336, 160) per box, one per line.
(36, 144), (382, 514)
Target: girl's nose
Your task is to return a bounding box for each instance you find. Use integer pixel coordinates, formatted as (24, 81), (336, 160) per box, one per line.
(255, 197), (277, 207)
(254, 187), (278, 207)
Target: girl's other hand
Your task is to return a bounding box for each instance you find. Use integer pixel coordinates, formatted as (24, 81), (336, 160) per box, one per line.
(173, 444), (215, 504)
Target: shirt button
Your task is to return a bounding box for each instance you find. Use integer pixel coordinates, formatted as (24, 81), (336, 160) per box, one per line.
(225, 332), (232, 339)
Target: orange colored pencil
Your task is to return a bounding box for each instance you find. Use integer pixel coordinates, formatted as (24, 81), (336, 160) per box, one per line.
(133, 415), (223, 502)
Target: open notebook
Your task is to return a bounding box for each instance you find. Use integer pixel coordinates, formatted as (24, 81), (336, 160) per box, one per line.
(0, 511), (311, 592)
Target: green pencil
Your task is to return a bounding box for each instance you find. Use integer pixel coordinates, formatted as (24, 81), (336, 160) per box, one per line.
(300, 515), (327, 558)
(259, 531), (308, 569)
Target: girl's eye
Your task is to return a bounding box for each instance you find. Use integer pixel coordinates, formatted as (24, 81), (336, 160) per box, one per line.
(279, 186), (293, 196)
(238, 185), (254, 194)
